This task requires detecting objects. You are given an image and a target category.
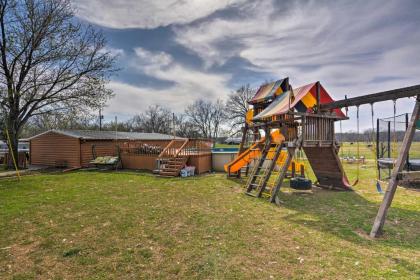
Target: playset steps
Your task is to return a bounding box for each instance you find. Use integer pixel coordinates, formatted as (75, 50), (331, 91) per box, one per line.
(156, 138), (190, 177)
(245, 140), (284, 198)
(159, 156), (188, 177)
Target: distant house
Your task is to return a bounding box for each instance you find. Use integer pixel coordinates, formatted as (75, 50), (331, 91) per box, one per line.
(29, 130), (212, 174)
(224, 137), (242, 145)
(0, 140), (30, 153)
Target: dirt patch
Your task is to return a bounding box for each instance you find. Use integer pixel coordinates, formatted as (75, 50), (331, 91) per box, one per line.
(5, 240), (40, 274)
(354, 229), (374, 240)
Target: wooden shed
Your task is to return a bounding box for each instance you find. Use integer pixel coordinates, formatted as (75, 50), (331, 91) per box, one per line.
(29, 130), (212, 174)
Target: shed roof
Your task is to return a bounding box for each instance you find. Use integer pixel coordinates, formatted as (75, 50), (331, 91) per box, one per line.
(29, 130), (184, 141)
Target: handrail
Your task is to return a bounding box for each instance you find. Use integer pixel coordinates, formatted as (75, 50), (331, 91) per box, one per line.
(159, 140), (175, 158)
(158, 139), (190, 158)
(175, 139), (189, 157)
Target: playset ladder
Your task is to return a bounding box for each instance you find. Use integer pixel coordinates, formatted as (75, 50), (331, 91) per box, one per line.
(245, 137), (272, 194)
(256, 143), (283, 197)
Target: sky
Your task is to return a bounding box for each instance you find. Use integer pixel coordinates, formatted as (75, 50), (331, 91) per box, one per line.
(74, 0), (420, 132)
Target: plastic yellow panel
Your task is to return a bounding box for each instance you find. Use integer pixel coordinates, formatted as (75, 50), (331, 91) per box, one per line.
(246, 109), (254, 124)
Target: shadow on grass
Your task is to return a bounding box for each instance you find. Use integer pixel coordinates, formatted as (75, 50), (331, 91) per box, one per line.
(276, 183), (419, 250)
(228, 176), (419, 250)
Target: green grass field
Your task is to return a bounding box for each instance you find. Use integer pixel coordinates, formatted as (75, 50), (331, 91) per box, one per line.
(0, 164), (419, 279)
(339, 142), (420, 160)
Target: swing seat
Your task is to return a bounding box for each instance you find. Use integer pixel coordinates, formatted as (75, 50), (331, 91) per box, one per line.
(376, 181), (384, 194)
(342, 176), (358, 188)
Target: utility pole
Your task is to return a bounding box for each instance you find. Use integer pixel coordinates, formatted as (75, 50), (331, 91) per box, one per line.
(115, 116), (118, 141)
(172, 112), (176, 139)
(99, 108), (104, 131)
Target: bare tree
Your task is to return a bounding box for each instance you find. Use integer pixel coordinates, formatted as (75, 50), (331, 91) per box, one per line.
(174, 113), (199, 138)
(20, 107), (98, 137)
(185, 99), (225, 139)
(128, 105), (172, 134)
(0, 0), (115, 166)
(225, 84), (254, 135)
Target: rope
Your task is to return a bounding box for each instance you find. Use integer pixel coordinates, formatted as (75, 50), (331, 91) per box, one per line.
(370, 103), (383, 193)
(391, 100), (398, 165)
(355, 106), (360, 184)
(339, 120), (343, 158)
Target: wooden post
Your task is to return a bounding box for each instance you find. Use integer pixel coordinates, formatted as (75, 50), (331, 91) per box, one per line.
(269, 147), (295, 204)
(387, 121), (391, 158)
(316, 82), (321, 113)
(370, 96), (420, 237)
(405, 113), (410, 171)
(246, 128), (271, 193)
(236, 125), (249, 178)
(291, 162), (296, 178)
(376, 118), (381, 179)
(238, 125), (248, 155)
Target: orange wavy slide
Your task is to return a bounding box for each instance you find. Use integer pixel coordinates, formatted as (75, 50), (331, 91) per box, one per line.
(224, 130), (303, 173)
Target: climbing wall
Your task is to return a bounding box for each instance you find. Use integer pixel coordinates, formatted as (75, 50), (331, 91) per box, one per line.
(303, 146), (351, 190)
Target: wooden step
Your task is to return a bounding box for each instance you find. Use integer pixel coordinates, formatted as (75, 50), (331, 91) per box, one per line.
(165, 164), (183, 168)
(160, 171), (179, 176)
(245, 192), (257, 197)
(162, 168), (180, 172)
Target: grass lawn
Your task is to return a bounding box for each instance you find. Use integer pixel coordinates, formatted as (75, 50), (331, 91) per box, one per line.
(0, 166), (419, 279)
(339, 141), (420, 160)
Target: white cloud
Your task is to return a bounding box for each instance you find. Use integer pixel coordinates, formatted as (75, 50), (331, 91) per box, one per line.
(174, 0), (420, 130)
(175, 0), (420, 88)
(74, 0), (246, 29)
(104, 48), (231, 117)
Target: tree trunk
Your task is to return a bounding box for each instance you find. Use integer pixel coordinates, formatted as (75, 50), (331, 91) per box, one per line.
(5, 116), (19, 169)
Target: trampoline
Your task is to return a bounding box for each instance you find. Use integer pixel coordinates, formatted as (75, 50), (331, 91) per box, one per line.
(378, 158), (420, 171)
(376, 112), (420, 187)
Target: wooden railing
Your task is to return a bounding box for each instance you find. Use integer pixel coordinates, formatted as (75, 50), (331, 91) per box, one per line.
(118, 139), (213, 158)
(302, 115), (335, 145)
(119, 141), (167, 156)
(159, 139), (188, 158)
(159, 139), (213, 158)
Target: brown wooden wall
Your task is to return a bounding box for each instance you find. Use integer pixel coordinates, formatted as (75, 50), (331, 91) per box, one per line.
(120, 154), (158, 170)
(81, 140), (170, 168)
(30, 132), (81, 168)
(188, 154), (212, 174)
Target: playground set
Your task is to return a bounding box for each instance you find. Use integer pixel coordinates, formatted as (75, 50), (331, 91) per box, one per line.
(224, 78), (420, 237)
(225, 78), (350, 200)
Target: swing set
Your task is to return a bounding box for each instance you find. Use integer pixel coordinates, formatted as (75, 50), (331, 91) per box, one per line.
(225, 78), (419, 237)
(320, 84), (420, 237)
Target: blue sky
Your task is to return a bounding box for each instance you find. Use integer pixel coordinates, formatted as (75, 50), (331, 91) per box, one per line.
(74, 0), (420, 131)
